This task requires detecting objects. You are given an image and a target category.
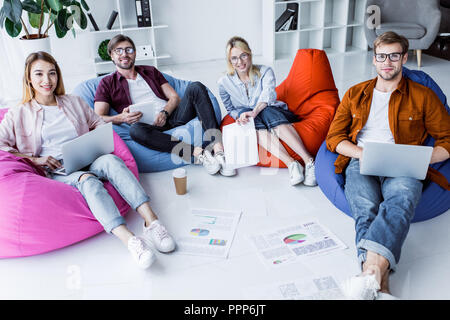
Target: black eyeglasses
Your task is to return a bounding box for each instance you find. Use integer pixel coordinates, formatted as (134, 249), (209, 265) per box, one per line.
(113, 47), (135, 55)
(230, 53), (250, 65)
(374, 52), (404, 62)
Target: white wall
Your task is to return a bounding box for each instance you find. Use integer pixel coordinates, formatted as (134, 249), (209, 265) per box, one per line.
(150, 0), (262, 65)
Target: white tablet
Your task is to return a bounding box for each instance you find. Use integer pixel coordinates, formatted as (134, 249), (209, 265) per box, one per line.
(129, 101), (164, 125)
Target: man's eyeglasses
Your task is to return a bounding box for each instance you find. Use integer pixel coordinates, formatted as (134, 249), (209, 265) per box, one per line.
(374, 52), (404, 62)
(230, 53), (250, 65)
(113, 47), (135, 55)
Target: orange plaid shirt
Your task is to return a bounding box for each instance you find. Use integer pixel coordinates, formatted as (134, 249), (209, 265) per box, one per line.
(326, 76), (450, 190)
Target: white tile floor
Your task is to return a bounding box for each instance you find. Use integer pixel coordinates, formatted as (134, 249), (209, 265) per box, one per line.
(0, 51), (449, 300)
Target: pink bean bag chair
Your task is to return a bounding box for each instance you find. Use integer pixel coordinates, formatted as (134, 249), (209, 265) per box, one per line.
(0, 108), (139, 258)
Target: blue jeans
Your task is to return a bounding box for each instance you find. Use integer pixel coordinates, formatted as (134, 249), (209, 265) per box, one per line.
(344, 158), (423, 271)
(50, 154), (150, 233)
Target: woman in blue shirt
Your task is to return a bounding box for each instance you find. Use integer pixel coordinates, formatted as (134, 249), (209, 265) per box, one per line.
(218, 37), (316, 186)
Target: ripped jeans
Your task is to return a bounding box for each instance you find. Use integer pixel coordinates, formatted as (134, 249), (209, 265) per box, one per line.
(50, 154), (150, 233)
(344, 158), (423, 272)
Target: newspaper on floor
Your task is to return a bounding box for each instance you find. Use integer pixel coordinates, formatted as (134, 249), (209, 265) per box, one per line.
(243, 275), (346, 300)
(175, 208), (242, 259)
(248, 219), (347, 268)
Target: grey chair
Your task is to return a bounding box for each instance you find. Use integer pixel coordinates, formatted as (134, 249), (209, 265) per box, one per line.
(364, 0), (441, 67)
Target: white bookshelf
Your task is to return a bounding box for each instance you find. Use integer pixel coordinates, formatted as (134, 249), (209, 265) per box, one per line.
(263, 0), (368, 62)
(84, 0), (170, 75)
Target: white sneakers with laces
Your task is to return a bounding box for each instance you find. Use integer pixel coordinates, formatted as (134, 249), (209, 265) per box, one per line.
(214, 151), (237, 177)
(341, 273), (380, 300)
(288, 161), (304, 186)
(127, 236), (156, 269)
(195, 149), (221, 175)
(142, 220), (176, 253)
(303, 158), (317, 187)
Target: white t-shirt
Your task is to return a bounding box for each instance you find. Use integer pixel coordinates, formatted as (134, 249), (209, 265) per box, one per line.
(356, 88), (395, 147)
(39, 105), (78, 159)
(127, 73), (167, 111)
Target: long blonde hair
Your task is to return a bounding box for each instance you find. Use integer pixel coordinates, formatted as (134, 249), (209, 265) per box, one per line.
(225, 36), (260, 86)
(22, 51), (65, 104)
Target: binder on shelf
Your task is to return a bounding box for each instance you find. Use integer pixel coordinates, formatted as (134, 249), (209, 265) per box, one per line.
(87, 13), (100, 31)
(135, 0), (152, 27)
(106, 10), (118, 30)
(280, 16), (294, 31)
(275, 3), (298, 32)
(287, 3), (298, 31)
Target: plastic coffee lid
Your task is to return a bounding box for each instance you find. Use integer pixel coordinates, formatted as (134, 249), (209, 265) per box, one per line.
(173, 168), (187, 178)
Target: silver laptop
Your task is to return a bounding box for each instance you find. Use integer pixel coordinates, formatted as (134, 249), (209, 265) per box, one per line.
(52, 122), (114, 175)
(360, 141), (433, 180)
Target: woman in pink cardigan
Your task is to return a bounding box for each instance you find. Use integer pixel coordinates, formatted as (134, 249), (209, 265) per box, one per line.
(0, 52), (175, 269)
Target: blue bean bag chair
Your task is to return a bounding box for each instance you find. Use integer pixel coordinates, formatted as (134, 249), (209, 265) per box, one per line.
(72, 72), (222, 172)
(316, 67), (450, 223)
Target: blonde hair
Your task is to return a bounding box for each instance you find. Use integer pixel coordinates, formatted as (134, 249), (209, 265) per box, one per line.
(225, 36), (260, 86)
(22, 51), (65, 104)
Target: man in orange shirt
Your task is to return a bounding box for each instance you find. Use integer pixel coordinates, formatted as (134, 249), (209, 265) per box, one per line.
(326, 32), (450, 300)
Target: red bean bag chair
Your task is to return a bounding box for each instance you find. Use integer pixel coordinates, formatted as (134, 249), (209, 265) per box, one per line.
(220, 49), (340, 167)
(0, 108), (138, 258)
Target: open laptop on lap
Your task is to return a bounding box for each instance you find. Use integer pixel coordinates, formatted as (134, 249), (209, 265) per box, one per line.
(360, 141), (433, 180)
(52, 122), (114, 175)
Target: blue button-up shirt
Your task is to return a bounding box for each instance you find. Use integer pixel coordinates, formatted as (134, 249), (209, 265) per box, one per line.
(217, 65), (287, 119)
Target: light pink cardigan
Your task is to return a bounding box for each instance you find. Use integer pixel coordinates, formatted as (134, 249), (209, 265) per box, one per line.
(0, 95), (105, 156)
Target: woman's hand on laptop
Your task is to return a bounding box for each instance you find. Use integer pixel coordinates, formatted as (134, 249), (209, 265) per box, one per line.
(31, 156), (62, 170)
(120, 107), (142, 124)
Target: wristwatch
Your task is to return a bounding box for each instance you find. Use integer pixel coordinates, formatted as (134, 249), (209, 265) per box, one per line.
(160, 110), (169, 118)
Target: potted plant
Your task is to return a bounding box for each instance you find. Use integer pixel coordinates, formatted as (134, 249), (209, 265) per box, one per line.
(0, 0), (90, 55)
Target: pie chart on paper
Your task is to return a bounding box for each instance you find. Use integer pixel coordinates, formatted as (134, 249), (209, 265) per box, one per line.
(190, 228), (210, 236)
(283, 234), (307, 245)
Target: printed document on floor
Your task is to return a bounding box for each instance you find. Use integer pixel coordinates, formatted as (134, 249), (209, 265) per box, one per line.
(222, 118), (259, 169)
(248, 219), (347, 268)
(175, 208), (242, 258)
(243, 275), (345, 300)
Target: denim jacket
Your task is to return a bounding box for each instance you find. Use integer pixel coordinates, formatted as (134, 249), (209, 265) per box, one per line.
(217, 65), (287, 119)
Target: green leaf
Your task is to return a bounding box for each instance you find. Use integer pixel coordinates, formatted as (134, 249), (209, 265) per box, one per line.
(80, 0), (89, 11)
(79, 8), (87, 29)
(54, 18), (67, 37)
(28, 11), (41, 28)
(5, 17), (22, 37)
(56, 8), (68, 31)
(45, 0), (62, 12)
(59, 0), (72, 6)
(21, 0), (42, 14)
(3, 0), (23, 24)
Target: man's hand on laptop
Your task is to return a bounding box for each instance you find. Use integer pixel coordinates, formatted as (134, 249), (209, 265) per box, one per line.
(120, 107), (142, 124)
(31, 156), (62, 170)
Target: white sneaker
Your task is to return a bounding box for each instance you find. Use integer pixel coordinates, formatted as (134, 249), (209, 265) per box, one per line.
(303, 158), (317, 187)
(143, 220), (176, 253)
(214, 152), (237, 177)
(195, 150), (220, 175)
(288, 161), (304, 186)
(341, 273), (380, 300)
(127, 236), (156, 269)
(376, 292), (399, 300)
